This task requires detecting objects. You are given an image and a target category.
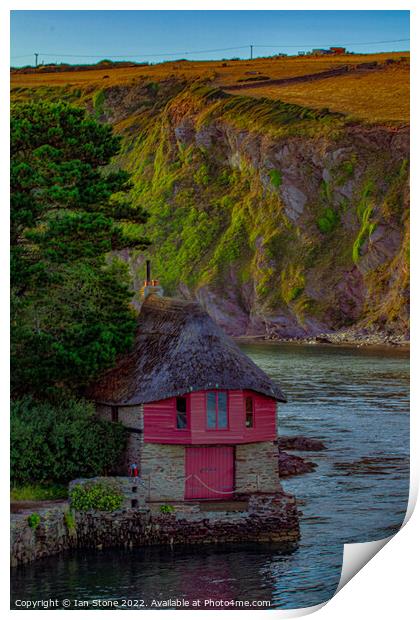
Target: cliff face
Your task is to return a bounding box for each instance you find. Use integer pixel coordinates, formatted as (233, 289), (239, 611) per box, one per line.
(65, 80), (413, 338)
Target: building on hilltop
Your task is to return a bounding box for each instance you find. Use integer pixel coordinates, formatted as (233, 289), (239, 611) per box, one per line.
(88, 263), (286, 502)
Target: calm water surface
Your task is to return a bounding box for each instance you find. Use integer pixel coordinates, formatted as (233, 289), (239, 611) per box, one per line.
(11, 344), (409, 609)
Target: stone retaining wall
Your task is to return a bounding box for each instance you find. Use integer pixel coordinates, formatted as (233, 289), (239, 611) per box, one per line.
(11, 503), (75, 567)
(10, 492), (300, 567)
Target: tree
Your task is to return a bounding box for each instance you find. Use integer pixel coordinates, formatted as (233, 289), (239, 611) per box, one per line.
(11, 101), (149, 396)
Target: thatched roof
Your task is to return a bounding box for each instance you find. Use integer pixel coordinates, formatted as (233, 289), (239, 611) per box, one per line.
(88, 295), (286, 405)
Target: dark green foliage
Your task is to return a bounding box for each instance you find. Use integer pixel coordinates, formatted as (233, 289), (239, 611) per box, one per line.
(27, 513), (41, 528)
(70, 481), (123, 512)
(269, 169), (282, 188)
(159, 504), (175, 514)
(289, 286), (304, 301)
(317, 207), (340, 234)
(11, 101), (149, 396)
(10, 398), (127, 485)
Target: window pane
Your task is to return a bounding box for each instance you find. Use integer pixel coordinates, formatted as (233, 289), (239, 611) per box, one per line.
(177, 413), (187, 429)
(245, 397), (253, 428)
(218, 392), (228, 428)
(207, 392), (216, 428)
(176, 397), (187, 429)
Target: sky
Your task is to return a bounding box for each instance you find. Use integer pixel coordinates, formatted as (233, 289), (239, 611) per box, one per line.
(10, 10), (410, 66)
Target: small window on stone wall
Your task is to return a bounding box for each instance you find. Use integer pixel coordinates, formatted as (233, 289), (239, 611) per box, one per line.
(176, 397), (188, 429)
(111, 406), (119, 422)
(245, 396), (254, 428)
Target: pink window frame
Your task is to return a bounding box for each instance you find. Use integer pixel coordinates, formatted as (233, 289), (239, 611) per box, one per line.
(174, 394), (190, 430)
(205, 390), (230, 430)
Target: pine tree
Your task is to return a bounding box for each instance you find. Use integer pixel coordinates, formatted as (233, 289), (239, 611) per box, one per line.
(11, 101), (149, 396)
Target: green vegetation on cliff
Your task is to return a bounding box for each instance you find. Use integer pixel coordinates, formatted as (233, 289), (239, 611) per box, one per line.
(11, 77), (409, 340)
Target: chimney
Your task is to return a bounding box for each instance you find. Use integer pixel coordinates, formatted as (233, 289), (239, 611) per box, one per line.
(140, 260), (163, 301)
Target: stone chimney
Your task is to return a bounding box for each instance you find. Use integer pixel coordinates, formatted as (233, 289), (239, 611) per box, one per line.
(140, 260), (163, 301)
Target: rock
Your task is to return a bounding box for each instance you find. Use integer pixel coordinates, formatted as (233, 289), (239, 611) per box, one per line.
(277, 436), (327, 451)
(278, 450), (317, 477)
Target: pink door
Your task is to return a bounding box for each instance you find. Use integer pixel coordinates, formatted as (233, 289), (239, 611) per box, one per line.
(185, 446), (234, 500)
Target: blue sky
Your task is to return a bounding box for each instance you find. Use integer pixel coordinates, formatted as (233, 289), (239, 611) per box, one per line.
(10, 10), (409, 66)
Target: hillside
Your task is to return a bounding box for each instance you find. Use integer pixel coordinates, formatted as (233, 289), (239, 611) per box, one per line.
(11, 53), (410, 341)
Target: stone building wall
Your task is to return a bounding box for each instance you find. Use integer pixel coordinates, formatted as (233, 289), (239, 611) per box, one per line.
(95, 404), (144, 475)
(95, 404), (143, 430)
(235, 441), (280, 493)
(140, 443), (185, 501)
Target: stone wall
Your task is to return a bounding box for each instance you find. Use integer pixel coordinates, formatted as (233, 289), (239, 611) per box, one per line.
(140, 444), (185, 501)
(96, 404), (144, 429)
(235, 441), (280, 493)
(96, 404), (144, 474)
(10, 492), (300, 566)
(10, 503), (76, 567)
(75, 493), (300, 548)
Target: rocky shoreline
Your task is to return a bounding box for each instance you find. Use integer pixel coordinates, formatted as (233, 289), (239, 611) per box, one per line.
(237, 328), (409, 349)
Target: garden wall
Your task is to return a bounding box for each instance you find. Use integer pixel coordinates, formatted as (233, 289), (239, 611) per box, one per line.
(10, 492), (299, 567)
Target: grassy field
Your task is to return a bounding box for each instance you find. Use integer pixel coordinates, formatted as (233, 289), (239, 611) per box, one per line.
(11, 51), (409, 124)
(238, 63), (409, 124)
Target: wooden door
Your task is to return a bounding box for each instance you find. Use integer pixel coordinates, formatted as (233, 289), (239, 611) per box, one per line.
(185, 446), (234, 500)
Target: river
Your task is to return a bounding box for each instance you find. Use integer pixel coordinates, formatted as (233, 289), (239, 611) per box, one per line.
(11, 343), (409, 610)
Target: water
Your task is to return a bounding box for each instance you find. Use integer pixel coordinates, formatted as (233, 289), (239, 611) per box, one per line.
(11, 343), (409, 610)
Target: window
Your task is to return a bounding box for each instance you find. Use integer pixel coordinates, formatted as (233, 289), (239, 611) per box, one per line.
(111, 406), (119, 422)
(176, 396), (188, 429)
(206, 391), (228, 429)
(245, 396), (254, 428)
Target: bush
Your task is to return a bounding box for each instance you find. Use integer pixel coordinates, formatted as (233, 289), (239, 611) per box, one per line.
(70, 481), (123, 512)
(268, 169), (282, 188)
(27, 513), (41, 528)
(159, 504), (175, 514)
(11, 398), (127, 485)
(317, 207), (339, 234)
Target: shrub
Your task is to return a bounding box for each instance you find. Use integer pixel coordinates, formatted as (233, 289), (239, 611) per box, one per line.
(11, 398), (127, 485)
(159, 504), (175, 514)
(194, 163), (210, 186)
(92, 89), (106, 118)
(268, 169), (282, 188)
(70, 481), (123, 512)
(317, 207), (339, 234)
(27, 513), (41, 529)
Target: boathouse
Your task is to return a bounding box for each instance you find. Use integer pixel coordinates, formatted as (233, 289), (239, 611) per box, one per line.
(88, 266), (286, 502)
